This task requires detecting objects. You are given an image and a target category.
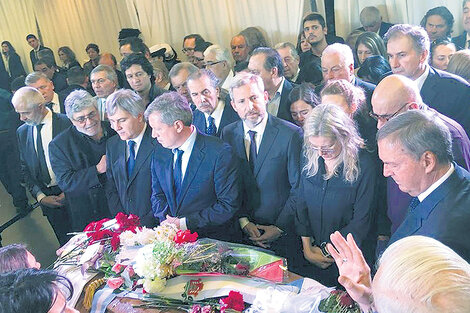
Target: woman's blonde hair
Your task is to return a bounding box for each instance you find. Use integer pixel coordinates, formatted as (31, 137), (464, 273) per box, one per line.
(302, 103), (364, 182)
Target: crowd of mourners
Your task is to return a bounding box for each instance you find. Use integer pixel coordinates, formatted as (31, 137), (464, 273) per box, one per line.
(1, 3), (470, 313)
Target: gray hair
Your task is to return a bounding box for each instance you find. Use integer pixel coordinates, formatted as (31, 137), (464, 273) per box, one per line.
(106, 89), (145, 118)
(447, 50), (470, 83)
(373, 236), (470, 313)
(187, 69), (219, 89)
(24, 72), (50, 85)
(150, 59), (169, 82)
(320, 79), (366, 113)
(64, 90), (95, 119)
(144, 92), (192, 126)
(360, 6), (381, 27)
(90, 64), (118, 85)
(322, 43), (355, 68)
(204, 44), (234, 68)
(377, 110), (452, 164)
(384, 24), (430, 57)
(229, 72), (265, 100)
(303, 103), (364, 182)
(11, 86), (45, 109)
(274, 42), (300, 60)
(168, 62), (198, 80)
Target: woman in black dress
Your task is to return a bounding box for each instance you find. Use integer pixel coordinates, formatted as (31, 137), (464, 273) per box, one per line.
(1, 41), (26, 81)
(296, 103), (377, 286)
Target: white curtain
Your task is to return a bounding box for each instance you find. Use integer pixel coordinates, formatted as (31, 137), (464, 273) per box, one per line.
(333, 0), (464, 39)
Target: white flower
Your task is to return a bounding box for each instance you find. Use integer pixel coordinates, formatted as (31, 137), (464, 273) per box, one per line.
(143, 277), (167, 293)
(119, 230), (137, 246)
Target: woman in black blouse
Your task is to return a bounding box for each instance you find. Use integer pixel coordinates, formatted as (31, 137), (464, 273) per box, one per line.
(58, 46), (81, 72)
(1, 41), (26, 81)
(296, 103), (377, 286)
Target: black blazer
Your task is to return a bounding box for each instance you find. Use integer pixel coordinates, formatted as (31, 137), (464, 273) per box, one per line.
(192, 94), (240, 137)
(359, 22), (394, 38)
(452, 32), (467, 50)
(29, 45), (53, 67)
(49, 124), (113, 231)
(221, 115), (303, 233)
(421, 67), (470, 134)
(151, 131), (241, 241)
(278, 79), (295, 124)
(106, 126), (157, 227)
(6, 52), (26, 80)
(16, 112), (71, 199)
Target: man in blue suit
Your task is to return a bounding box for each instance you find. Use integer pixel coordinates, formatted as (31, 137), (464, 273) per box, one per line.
(187, 69), (239, 137)
(13, 87), (71, 244)
(221, 73), (303, 264)
(248, 48), (295, 124)
(146, 92), (241, 242)
(105, 89), (157, 227)
(385, 24), (470, 134)
(378, 110), (470, 261)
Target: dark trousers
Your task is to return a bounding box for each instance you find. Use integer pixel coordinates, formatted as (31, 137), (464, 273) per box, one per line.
(41, 185), (71, 245)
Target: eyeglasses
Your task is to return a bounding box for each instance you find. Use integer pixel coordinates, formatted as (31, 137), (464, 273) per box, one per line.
(182, 47), (195, 54)
(369, 102), (409, 122)
(310, 142), (337, 155)
(203, 60), (224, 68)
(73, 110), (97, 124)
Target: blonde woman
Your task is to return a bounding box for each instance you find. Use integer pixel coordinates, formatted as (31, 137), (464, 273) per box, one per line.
(295, 104), (377, 286)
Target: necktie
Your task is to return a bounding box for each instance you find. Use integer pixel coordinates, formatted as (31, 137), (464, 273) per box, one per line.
(408, 197), (420, 212)
(36, 124), (51, 184)
(127, 140), (136, 178)
(206, 116), (217, 136)
(248, 130), (257, 172)
(173, 148), (184, 194)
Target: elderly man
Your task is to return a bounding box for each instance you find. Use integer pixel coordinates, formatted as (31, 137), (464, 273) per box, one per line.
(12, 86), (71, 244)
(34, 57), (68, 92)
(150, 59), (170, 90)
(221, 73), (302, 266)
(452, 0), (470, 50)
(98, 52), (129, 89)
(230, 34), (251, 65)
(384, 24), (470, 133)
(90, 65), (118, 120)
(248, 47), (295, 123)
(203, 44), (235, 91)
(376, 110), (470, 261)
(25, 72), (62, 114)
(275, 42), (301, 83)
(146, 92), (240, 242)
(358, 6), (394, 37)
(371, 74), (470, 240)
(120, 53), (165, 106)
(49, 90), (112, 231)
(105, 89), (157, 227)
(168, 62), (198, 108)
(187, 69), (239, 137)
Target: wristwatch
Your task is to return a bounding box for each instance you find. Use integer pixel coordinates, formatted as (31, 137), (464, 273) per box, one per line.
(320, 242), (331, 258)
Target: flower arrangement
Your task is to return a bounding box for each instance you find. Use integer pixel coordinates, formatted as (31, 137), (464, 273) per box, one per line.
(318, 290), (361, 313)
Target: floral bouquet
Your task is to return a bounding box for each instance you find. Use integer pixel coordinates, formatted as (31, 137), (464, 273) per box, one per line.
(318, 290), (361, 313)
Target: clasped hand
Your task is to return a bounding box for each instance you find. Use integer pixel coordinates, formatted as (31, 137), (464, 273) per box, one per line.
(244, 223), (282, 248)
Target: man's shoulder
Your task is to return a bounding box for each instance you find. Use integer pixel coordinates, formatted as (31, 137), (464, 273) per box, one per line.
(268, 115), (302, 136)
(427, 67), (470, 86)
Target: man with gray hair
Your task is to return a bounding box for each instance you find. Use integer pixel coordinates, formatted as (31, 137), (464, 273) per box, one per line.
(168, 62), (198, 108)
(150, 59), (170, 90)
(384, 24), (470, 133)
(275, 42), (301, 83)
(203, 44), (234, 91)
(187, 69), (239, 137)
(358, 6), (394, 37)
(105, 89), (158, 227)
(13, 86), (71, 244)
(49, 90), (113, 231)
(146, 91), (241, 242)
(377, 109), (470, 261)
(25, 71), (62, 114)
(90, 64), (118, 120)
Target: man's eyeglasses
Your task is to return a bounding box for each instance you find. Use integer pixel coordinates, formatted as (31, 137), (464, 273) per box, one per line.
(73, 110), (97, 124)
(203, 60), (224, 68)
(369, 103), (409, 122)
(182, 47), (195, 54)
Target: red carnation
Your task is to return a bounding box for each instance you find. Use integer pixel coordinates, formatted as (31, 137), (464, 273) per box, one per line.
(110, 232), (121, 251)
(115, 212), (140, 232)
(219, 291), (244, 312)
(339, 292), (354, 307)
(173, 230), (198, 244)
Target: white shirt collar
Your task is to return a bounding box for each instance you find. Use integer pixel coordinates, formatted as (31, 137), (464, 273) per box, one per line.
(271, 77), (285, 100)
(242, 113), (269, 155)
(40, 108), (53, 125)
(418, 163), (454, 202)
(221, 70), (235, 91)
(126, 123), (147, 157)
(203, 99), (225, 129)
(414, 64), (430, 91)
(175, 125), (197, 154)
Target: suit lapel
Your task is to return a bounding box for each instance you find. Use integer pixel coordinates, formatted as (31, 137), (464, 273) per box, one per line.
(234, 121), (248, 161)
(114, 140), (128, 185)
(127, 127), (155, 186)
(254, 116), (278, 177)
(26, 125), (40, 179)
(421, 68), (439, 105)
(176, 134), (205, 209)
(160, 150), (177, 215)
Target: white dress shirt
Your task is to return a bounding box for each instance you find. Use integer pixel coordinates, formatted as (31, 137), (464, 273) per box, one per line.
(418, 163), (454, 202)
(267, 77), (285, 116)
(126, 124), (147, 160)
(203, 99), (225, 130)
(415, 65), (430, 91)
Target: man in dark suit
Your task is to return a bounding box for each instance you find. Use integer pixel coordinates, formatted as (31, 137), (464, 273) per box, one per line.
(221, 73), (303, 264)
(385, 24), (470, 134)
(34, 58), (68, 93)
(248, 47), (295, 124)
(90, 65), (118, 121)
(451, 0), (470, 50)
(187, 69), (239, 137)
(146, 92), (240, 242)
(25, 72), (62, 114)
(169, 62), (199, 110)
(378, 110), (470, 262)
(105, 89), (157, 227)
(12, 87), (71, 245)
(26, 34), (53, 68)
(275, 42), (321, 85)
(58, 66), (88, 108)
(358, 6), (394, 38)
(371, 75), (470, 254)
(49, 91), (112, 231)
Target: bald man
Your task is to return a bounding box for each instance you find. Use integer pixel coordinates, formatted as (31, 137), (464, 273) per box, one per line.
(371, 74), (470, 242)
(98, 53), (130, 89)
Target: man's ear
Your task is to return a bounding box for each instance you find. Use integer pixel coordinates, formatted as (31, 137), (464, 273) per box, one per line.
(421, 150), (438, 174)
